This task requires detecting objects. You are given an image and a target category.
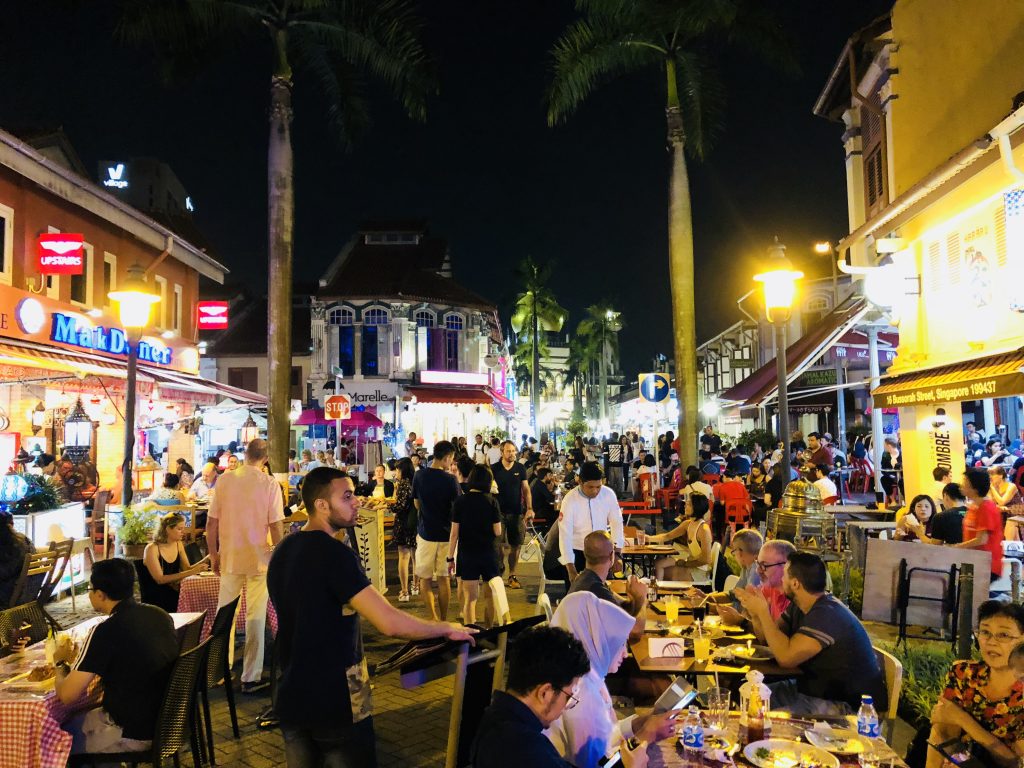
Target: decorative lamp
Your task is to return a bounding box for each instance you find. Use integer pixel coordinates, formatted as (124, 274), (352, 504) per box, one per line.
(240, 413), (259, 444)
(108, 263), (160, 332)
(132, 457), (163, 492)
(63, 397), (93, 463)
(30, 402), (46, 435)
(753, 240), (803, 323)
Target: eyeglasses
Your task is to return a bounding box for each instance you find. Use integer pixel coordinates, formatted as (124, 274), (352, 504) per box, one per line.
(756, 561), (786, 572)
(558, 687), (580, 710)
(976, 629), (1024, 644)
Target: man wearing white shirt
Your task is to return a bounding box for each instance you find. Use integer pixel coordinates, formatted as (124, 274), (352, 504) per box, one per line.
(558, 462), (625, 581)
(485, 437), (502, 465)
(812, 464), (838, 501)
(472, 434), (489, 464)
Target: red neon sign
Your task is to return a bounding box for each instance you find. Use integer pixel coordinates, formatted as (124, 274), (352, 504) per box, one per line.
(196, 301), (229, 330)
(37, 234), (84, 275)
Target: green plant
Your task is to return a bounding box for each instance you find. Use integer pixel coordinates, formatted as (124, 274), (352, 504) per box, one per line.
(12, 474), (62, 513)
(118, 506), (156, 546)
(879, 641), (970, 728)
(566, 417), (588, 439)
(738, 428), (777, 452)
(826, 562), (864, 615)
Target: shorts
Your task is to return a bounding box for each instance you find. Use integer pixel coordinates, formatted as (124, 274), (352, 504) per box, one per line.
(501, 513), (526, 548)
(414, 536), (450, 579)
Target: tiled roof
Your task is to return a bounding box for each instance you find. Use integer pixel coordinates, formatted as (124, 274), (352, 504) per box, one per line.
(203, 292), (312, 357)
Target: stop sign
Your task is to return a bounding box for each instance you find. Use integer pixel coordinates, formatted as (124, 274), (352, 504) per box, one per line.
(325, 394), (351, 420)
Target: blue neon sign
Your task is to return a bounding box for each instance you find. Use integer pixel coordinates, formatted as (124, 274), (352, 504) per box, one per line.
(50, 312), (172, 366)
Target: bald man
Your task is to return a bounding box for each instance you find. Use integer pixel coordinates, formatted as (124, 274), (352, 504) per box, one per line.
(188, 462), (219, 502)
(567, 531), (647, 642)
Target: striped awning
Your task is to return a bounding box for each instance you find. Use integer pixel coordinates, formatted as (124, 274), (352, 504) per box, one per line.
(871, 349), (1024, 408)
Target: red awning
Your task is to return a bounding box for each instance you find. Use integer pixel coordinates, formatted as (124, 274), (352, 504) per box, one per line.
(491, 391), (515, 413)
(406, 386), (494, 405)
(719, 298), (870, 408)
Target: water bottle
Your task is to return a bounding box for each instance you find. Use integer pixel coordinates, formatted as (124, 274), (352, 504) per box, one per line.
(856, 695), (880, 739)
(681, 705), (705, 767)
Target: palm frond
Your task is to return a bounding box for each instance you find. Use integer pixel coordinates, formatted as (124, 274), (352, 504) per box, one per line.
(291, 0), (434, 121)
(672, 49), (725, 160)
(547, 18), (663, 126)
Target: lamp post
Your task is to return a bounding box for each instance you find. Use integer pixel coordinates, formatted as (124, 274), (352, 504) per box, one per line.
(754, 239), (802, 496)
(109, 263), (160, 507)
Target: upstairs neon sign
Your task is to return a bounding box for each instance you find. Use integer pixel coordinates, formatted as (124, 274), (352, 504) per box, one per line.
(50, 312), (172, 366)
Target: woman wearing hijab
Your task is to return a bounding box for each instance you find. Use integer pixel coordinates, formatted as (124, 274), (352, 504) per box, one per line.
(546, 592), (675, 767)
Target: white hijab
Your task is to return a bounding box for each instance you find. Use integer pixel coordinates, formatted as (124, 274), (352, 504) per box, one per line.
(546, 592), (636, 767)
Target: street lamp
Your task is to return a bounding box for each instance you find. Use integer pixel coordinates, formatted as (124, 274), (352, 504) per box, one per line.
(240, 412), (260, 445)
(754, 239), (802, 495)
(109, 262), (160, 507)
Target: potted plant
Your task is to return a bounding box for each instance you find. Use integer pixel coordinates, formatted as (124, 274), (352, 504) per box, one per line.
(118, 505), (155, 559)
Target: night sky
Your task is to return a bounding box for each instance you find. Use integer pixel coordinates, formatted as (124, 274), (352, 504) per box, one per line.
(3, 0), (892, 378)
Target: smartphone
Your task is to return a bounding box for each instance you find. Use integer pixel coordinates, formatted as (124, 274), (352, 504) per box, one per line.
(652, 676), (697, 713)
(600, 750), (622, 767)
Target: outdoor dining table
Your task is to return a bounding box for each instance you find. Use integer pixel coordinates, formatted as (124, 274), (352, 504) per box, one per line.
(177, 573), (279, 641)
(0, 612), (202, 768)
(647, 712), (907, 766)
(620, 545), (678, 577)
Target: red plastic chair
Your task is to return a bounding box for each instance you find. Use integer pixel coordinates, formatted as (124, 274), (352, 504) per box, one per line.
(637, 473), (657, 506)
(849, 458), (872, 493)
(702, 473), (723, 486)
(724, 500), (752, 535)
(821, 495), (840, 505)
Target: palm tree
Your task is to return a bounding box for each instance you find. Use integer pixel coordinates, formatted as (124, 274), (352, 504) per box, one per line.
(510, 256), (567, 437)
(118, 0), (432, 470)
(548, 0), (789, 463)
(575, 302), (623, 424)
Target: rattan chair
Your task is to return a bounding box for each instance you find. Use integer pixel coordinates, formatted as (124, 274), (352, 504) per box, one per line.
(0, 601), (61, 649)
(197, 596), (241, 764)
(69, 637), (211, 768)
(177, 611), (206, 654)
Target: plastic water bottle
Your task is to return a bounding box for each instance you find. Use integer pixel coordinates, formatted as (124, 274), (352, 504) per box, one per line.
(857, 695), (880, 739)
(681, 705), (705, 767)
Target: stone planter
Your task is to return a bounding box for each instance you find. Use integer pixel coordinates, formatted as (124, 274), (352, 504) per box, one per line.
(121, 542), (147, 559)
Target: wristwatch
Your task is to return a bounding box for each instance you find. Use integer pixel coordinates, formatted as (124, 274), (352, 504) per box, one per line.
(56, 661), (71, 675)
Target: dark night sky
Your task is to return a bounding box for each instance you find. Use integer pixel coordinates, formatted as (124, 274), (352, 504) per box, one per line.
(2, 0), (892, 378)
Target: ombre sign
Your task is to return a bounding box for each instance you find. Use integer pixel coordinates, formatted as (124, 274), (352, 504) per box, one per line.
(50, 312), (172, 366)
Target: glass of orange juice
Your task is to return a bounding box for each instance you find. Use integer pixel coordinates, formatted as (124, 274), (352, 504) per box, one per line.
(693, 627), (712, 662)
(664, 595), (680, 624)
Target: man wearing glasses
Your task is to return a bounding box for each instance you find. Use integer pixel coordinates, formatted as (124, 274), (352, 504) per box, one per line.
(718, 539), (794, 626)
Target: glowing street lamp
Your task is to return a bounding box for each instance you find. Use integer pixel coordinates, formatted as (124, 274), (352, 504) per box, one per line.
(754, 240), (802, 494)
(108, 262), (159, 506)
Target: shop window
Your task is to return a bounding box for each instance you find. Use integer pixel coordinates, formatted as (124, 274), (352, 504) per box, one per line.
(70, 243), (94, 305)
(338, 326), (355, 376)
(329, 307), (354, 325)
(364, 307), (389, 325)
(228, 367), (258, 392)
(0, 203), (12, 286)
(444, 313), (463, 370)
(362, 325), (379, 376)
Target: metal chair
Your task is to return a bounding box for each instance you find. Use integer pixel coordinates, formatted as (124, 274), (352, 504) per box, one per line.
(873, 646), (903, 742)
(197, 596), (242, 764)
(0, 601), (61, 649)
(69, 637), (211, 768)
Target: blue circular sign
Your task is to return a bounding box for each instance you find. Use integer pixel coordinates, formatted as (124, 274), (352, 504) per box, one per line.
(639, 374), (669, 403)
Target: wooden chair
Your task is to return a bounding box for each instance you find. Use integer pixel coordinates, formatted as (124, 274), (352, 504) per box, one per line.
(873, 646), (903, 742)
(86, 489), (111, 556)
(6, 549), (60, 609)
(37, 539), (74, 607)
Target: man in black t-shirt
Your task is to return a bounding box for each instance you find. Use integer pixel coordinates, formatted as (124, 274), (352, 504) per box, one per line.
(931, 482), (967, 545)
(492, 440), (534, 590)
(269, 467), (473, 767)
(530, 467), (557, 532)
(413, 441), (462, 621)
(55, 558), (179, 753)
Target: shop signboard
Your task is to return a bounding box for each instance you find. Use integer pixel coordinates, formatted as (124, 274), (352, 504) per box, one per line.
(0, 283), (200, 375)
(196, 301), (229, 330)
(874, 370), (1024, 408)
(325, 394), (352, 420)
(334, 381), (399, 409)
(37, 234), (84, 275)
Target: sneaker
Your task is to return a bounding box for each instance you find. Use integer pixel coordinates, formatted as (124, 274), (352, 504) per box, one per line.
(411, 583), (420, 596)
(241, 679), (271, 695)
(507, 575), (522, 589)
(398, 592), (410, 602)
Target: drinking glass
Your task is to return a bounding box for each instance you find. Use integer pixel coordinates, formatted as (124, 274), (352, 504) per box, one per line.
(664, 596), (679, 624)
(636, 530), (647, 546)
(693, 634), (712, 662)
(705, 687), (730, 731)
(692, 604), (707, 623)
(857, 749), (884, 768)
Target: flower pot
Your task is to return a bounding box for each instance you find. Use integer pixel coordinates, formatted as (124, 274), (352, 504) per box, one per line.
(121, 543), (147, 559)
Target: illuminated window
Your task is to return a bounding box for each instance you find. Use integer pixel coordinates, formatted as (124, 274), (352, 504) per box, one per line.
(0, 203), (12, 286)
(173, 284), (183, 332)
(364, 307), (390, 325)
(414, 310), (435, 328)
(329, 307), (354, 325)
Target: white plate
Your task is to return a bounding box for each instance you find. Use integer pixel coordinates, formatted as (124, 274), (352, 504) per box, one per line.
(743, 739), (840, 768)
(803, 728), (873, 755)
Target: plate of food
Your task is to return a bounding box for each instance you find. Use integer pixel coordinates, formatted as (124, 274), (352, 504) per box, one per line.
(1, 663), (56, 692)
(743, 739), (839, 768)
(803, 726), (873, 755)
(724, 643), (774, 661)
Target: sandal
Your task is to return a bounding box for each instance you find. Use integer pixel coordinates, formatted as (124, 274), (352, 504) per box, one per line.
(507, 575), (522, 589)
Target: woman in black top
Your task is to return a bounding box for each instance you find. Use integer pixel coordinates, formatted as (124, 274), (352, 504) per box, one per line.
(0, 511), (32, 609)
(141, 512), (207, 613)
(390, 458), (418, 602)
(447, 465), (502, 624)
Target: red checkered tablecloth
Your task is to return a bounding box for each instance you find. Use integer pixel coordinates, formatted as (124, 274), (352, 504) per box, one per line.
(177, 574), (278, 640)
(0, 693), (74, 768)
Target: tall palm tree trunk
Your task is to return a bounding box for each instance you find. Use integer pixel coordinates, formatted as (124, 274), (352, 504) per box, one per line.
(267, 39), (294, 471)
(531, 293), (540, 438)
(598, 324), (608, 423)
(666, 59), (698, 466)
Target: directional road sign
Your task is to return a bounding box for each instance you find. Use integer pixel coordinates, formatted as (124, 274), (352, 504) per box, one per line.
(638, 373), (670, 403)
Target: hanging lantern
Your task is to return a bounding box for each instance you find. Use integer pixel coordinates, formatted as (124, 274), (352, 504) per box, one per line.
(63, 397), (93, 464)
(240, 413), (259, 444)
(30, 402), (46, 435)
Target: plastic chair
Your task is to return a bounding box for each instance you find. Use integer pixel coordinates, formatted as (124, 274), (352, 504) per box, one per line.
(821, 495), (840, 506)
(0, 601), (61, 648)
(537, 592), (553, 622)
(724, 501), (752, 536)
(691, 541), (721, 589)
(873, 646), (903, 742)
(722, 574), (740, 594)
(702, 474), (722, 486)
(850, 458), (873, 493)
(69, 637), (211, 768)
(178, 610), (207, 653)
(198, 596), (242, 764)
(637, 473), (657, 506)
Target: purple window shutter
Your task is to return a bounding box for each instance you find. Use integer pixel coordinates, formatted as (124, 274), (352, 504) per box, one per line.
(429, 327), (445, 370)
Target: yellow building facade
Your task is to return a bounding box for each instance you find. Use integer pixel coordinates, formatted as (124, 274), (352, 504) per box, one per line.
(817, 0), (1024, 513)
